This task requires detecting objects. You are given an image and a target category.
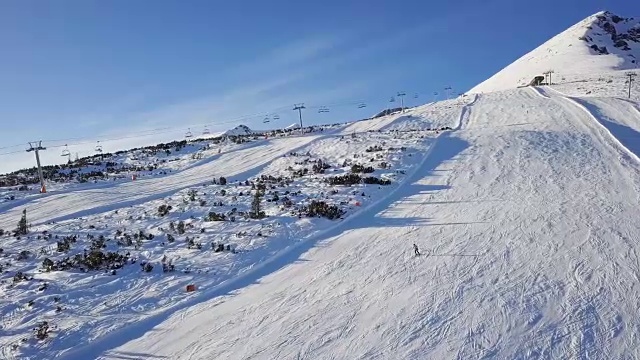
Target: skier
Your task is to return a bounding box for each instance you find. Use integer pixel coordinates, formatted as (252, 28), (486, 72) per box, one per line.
(413, 243), (421, 256)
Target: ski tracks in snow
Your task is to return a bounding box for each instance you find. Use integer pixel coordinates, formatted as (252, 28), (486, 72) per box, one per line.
(38, 88), (640, 359)
(544, 86), (640, 165)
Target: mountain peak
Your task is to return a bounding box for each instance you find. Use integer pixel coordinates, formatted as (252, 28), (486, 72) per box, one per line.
(223, 124), (254, 136)
(469, 10), (640, 94)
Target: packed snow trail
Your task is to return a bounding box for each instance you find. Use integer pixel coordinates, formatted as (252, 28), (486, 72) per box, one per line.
(66, 88), (640, 359)
(0, 135), (321, 229)
(541, 87), (640, 162)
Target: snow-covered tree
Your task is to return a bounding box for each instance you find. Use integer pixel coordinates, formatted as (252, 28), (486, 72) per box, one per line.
(15, 209), (28, 236)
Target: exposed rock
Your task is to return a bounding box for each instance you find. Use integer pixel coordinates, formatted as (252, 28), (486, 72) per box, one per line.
(614, 39), (630, 50)
(590, 44), (609, 55)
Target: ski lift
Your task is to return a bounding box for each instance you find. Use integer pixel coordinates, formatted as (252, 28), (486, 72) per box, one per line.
(358, 103), (367, 109)
(318, 106), (330, 113)
(185, 128), (193, 138)
(95, 141), (103, 154)
(414, 93), (419, 99)
(203, 126), (210, 135)
(61, 145), (70, 157)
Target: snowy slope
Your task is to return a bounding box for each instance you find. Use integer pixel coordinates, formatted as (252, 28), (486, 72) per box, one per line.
(0, 107), (463, 359)
(86, 87), (640, 359)
(222, 125), (255, 136)
(0, 135), (320, 230)
(469, 11), (640, 94)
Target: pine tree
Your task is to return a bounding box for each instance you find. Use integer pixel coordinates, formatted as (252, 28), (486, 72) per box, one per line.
(250, 191), (265, 219)
(16, 209), (28, 236)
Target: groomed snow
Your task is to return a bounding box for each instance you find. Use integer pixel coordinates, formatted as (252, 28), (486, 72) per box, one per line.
(68, 87), (640, 359)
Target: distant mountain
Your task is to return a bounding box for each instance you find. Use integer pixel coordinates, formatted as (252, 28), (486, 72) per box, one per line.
(469, 11), (640, 94)
(223, 125), (254, 136)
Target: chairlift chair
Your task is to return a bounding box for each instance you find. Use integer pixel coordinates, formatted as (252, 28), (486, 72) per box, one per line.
(95, 141), (103, 154)
(185, 128), (193, 138)
(273, 114), (280, 120)
(61, 145), (70, 157)
(263, 116), (271, 123)
(358, 103), (367, 109)
(203, 126), (210, 135)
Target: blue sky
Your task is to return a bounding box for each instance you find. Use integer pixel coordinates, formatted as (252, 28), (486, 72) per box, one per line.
(0, 0), (638, 172)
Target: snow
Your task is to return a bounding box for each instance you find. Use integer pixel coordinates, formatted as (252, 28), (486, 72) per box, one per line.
(222, 125), (255, 136)
(2, 10), (640, 360)
(0, 135), (321, 230)
(89, 86), (640, 360)
(0, 107), (459, 359)
(16, 85), (637, 359)
(469, 11), (640, 94)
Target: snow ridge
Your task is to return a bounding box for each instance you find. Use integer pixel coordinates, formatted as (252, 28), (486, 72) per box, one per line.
(469, 10), (640, 94)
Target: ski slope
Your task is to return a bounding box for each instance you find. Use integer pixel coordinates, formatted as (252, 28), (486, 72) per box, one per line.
(1, 105), (469, 359)
(82, 87), (640, 359)
(541, 87), (640, 161)
(0, 135), (321, 229)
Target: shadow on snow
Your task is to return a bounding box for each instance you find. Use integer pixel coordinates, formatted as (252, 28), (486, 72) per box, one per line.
(60, 133), (470, 360)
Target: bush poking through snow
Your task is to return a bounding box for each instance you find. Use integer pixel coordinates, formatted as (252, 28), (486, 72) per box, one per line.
(82, 251), (128, 271)
(312, 159), (331, 174)
(42, 251), (129, 273)
(90, 236), (107, 251)
(303, 201), (345, 220)
(56, 237), (73, 252)
(326, 173), (362, 186)
(34, 321), (50, 340)
(42, 258), (54, 272)
(157, 204), (172, 217)
(17, 250), (31, 261)
(141, 262), (153, 272)
(13, 271), (30, 283)
(326, 173), (391, 186)
(206, 212), (226, 221)
(351, 164), (375, 174)
(363, 176), (392, 185)
(177, 221), (186, 235)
